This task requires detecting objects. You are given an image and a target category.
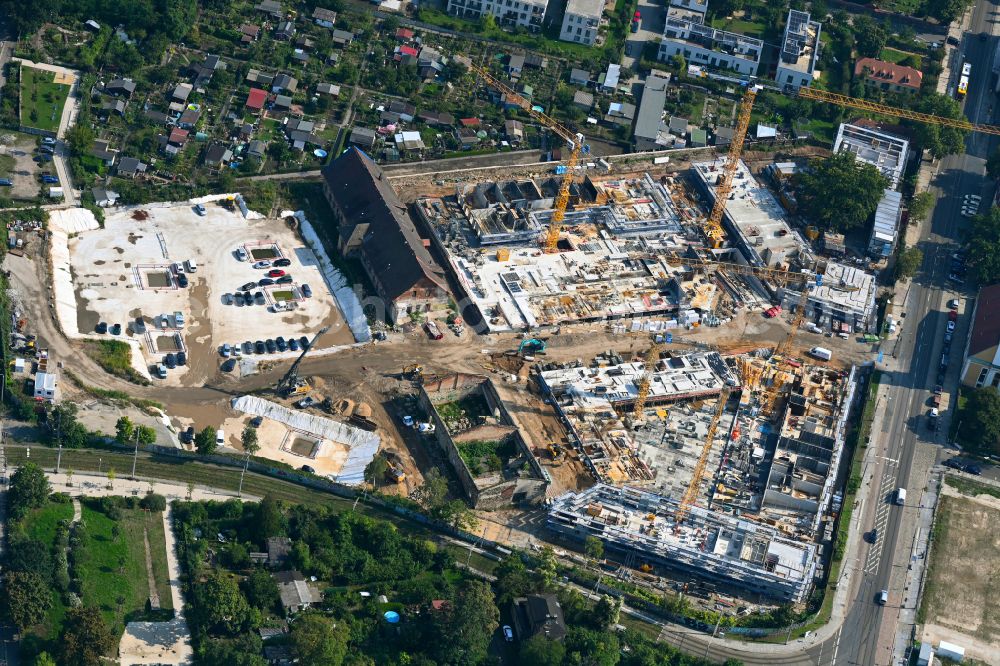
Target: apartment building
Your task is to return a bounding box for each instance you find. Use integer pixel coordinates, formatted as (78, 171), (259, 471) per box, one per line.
(447, 0), (546, 31)
(854, 57), (923, 94)
(658, 10), (762, 76)
(775, 9), (822, 90)
(560, 0), (602, 45)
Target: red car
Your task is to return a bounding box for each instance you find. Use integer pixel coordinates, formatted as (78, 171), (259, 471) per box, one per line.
(267, 269), (286, 278)
(634, 10), (641, 19)
(764, 306), (782, 318)
(948, 310), (958, 321)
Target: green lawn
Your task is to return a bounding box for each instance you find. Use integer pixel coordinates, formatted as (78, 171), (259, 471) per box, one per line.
(0, 153), (15, 178)
(879, 47), (921, 69)
(76, 502), (173, 629)
(709, 18), (766, 38)
(19, 65), (70, 133)
(23, 500), (74, 550)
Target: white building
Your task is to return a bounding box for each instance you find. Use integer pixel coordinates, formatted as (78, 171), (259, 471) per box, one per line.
(833, 122), (910, 189)
(775, 9), (822, 90)
(658, 13), (763, 76)
(560, 0), (602, 45)
(446, 0), (546, 31)
(34, 371), (59, 402)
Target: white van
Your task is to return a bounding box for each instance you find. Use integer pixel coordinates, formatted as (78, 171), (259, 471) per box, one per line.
(895, 488), (906, 505)
(809, 346), (833, 361)
(215, 429), (225, 446)
(185, 259), (198, 272)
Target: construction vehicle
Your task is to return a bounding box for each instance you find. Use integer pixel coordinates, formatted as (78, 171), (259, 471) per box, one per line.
(548, 442), (564, 463)
(385, 464), (405, 484)
(276, 326), (330, 397)
(403, 364), (423, 380)
(472, 65), (587, 253)
(517, 338), (547, 356)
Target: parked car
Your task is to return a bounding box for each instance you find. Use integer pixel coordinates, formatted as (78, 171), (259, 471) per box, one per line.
(299, 336), (309, 349)
(194, 203), (206, 216)
(96, 321), (108, 334)
(289, 338), (300, 351)
(177, 273), (189, 288)
(296, 396), (316, 409)
(964, 463), (983, 475)
(253, 260), (271, 269)
(301, 284), (312, 298)
(946, 320), (956, 333)
(502, 625), (514, 642)
(177, 351), (187, 366)
(300, 465), (315, 473)
(236, 247), (248, 262)
(234, 292), (245, 306)
(944, 458), (964, 470)
(222, 293), (234, 305)
(258, 278), (275, 287)
(242, 341), (253, 355)
(276, 336), (288, 351)
(255, 340), (266, 354)
(947, 299), (960, 309)
(276, 275), (293, 284)
(165, 353), (177, 369)
(221, 358), (236, 372)
(181, 426), (195, 443)
(254, 292), (266, 306)
(265, 339), (277, 353)
(240, 281), (258, 292)
(41, 137), (56, 145)
(110, 323), (121, 335)
(267, 269), (286, 278)
(274, 258), (291, 267)
(220, 343), (232, 357)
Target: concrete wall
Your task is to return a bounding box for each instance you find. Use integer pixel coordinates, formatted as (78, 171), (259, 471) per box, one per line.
(420, 374), (548, 509)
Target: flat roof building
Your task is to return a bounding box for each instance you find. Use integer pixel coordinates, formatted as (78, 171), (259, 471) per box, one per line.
(780, 261), (877, 332)
(658, 12), (763, 77)
(634, 75), (670, 151)
(560, 0), (602, 45)
(548, 484), (819, 602)
(446, 0), (546, 31)
(833, 122), (910, 189)
(775, 9), (822, 90)
(692, 158), (809, 268)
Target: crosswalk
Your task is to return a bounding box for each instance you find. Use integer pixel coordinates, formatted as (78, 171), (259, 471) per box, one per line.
(864, 470), (897, 575)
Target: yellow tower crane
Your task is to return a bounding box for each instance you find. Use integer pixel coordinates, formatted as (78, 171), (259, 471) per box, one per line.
(632, 343), (662, 420)
(676, 387), (731, 523)
(471, 65), (586, 252)
(703, 85), (760, 247)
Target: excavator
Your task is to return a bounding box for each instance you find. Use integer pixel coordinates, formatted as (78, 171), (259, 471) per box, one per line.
(517, 338), (547, 356)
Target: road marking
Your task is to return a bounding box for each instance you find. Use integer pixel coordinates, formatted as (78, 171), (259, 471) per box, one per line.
(831, 627), (842, 666)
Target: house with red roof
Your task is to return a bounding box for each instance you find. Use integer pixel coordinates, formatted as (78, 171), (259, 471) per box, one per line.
(854, 57), (922, 95)
(394, 44), (419, 63)
(459, 117), (481, 128)
(396, 27), (414, 40)
(168, 127), (189, 145)
(960, 284), (1000, 389)
(246, 87), (268, 111)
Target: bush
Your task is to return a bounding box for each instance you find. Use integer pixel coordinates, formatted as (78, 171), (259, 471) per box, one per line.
(140, 494), (167, 512)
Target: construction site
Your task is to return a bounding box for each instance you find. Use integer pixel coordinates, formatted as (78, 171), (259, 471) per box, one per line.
(540, 346), (857, 601)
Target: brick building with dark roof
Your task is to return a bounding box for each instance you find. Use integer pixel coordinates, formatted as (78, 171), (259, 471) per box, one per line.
(510, 594), (567, 643)
(320, 147), (449, 323)
(854, 57), (922, 94)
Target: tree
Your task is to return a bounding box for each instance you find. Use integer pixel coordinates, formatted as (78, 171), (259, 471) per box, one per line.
(254, 494), (284, 546)
(195, 426), (218, 454)
(201, 636), (268, 666)
(115, 416), (135, 443)
(242, 569), (280, 614)
(536, 545), (558, 591)
(107, 467), (115, 490)
(563, 626), (620, 666)
(422, 469), (449, 510)
(593, 595), (622, 629)
(794, 151), (889, 232)
(289, 612), (348, 666)
(925, 0), (971, 23)
(64, 123), (95, 157)
(136, 425), (156, 445)
(47, 402), (89, 448)
(2, 571), (52, 631)
(267, 140), (291, 165)
(584, 535), (604, 562)
(6, 537), (52, 580)
(908, 191), (935, 222)
(967, 207), (1000, 285)
(433, 580), (499, 664)
(988, 146), (1000, 180)
(480, 13), (497, 32)
(241, 424), (259, 456)
(34, 654), (58, 666)
(852, 16), (887, 57)
(61, 606), (115, 666)
(364, 455), (388, 487)
(907, 94), (968, 159)
(957, 388), (1000, 456)
(139, 493), (167, 511)
(520, 633), (566, 666)
(197, 573), (251, 634)
(9, 462), (51, 519)
(494, 554), (534, 606)
(896, 246), (923, 279)
(670, 54), (687, 76)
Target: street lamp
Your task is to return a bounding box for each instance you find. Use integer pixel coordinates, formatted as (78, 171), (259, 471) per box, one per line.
(238, 451), (250, 498)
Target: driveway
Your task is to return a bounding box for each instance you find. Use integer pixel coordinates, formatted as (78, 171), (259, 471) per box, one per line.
(623, 0), (665, 72)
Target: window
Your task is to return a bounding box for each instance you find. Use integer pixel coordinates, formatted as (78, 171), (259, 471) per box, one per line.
(993, 372), (1000, 388)
(787, 74), (793, 83)
(575, 34), (580, 41)
(977, 367), (989, 387)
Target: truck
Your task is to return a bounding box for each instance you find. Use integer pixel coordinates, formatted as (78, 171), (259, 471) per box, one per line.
(808, 347), (832, 361)
(424, 321), (443, 340)
(895, 487), (906, 505)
